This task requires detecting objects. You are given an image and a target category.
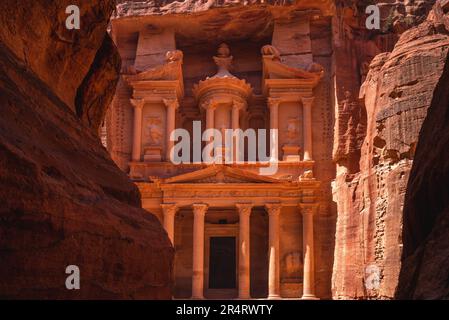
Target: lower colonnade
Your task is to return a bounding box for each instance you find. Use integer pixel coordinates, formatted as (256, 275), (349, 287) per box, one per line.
(161, 201), (319, 300)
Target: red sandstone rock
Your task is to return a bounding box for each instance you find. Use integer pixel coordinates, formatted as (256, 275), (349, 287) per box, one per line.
(396, 48), (449, 300)
(76, 34), (121, 132)
(332, 1), (449, 299)
(0, 0), (173, 299)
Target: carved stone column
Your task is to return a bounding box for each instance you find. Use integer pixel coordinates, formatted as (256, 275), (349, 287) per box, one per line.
(192, 203), (208, 299)
(236, 203), (253, 299)
(163, 99), (179, 162)
(161, 203), (178, 245)
(232, 100), (244, 162)
(265, 203), (282, 299)
(205, 101), (216, 131)
(268, 98), (281, 161)
(301, 97), (314, 161)
(130, 99), (144, 162)
(300, 203), (318, 299)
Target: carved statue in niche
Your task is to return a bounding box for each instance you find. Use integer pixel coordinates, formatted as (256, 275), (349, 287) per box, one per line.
(299, 169), (314, 181)
(282, 117), (301, 162)
(261, 45), (281, 61)
(213, 43), (234, 77)
(217, 43), (231, 58)
(306, 62), (325, 74)
(145, 117), (163, 146)
(143, 116), (164, 162)
(282, 251), (303, 283)
(166, 50), (183, 63)
(286, 117), (299, 144)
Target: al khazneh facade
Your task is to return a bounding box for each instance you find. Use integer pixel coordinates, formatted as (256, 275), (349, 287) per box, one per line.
(106, 5), (337, 299)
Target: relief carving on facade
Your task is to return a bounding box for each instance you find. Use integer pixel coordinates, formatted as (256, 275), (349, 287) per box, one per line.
(282, 251), (304, 283)
(145, 117), (163, 146)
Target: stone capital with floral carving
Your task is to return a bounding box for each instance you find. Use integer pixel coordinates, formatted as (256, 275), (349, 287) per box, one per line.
(192, 203), (208, 217)
(267, 97), (282, 109)
(200, 98), (219, 110)
(130, 98), (145, 109)
(265, 203), (282, 216)
(236, 203), (253, 217)
(232, 99), (246, 111)
(163, 98), (179, 110)
(299, 203), (318, 216)
(301, 96), (315, 108)
(161, 203), (179, 217)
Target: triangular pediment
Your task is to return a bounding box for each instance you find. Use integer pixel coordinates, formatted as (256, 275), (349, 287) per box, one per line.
(163, 165), (280, 184)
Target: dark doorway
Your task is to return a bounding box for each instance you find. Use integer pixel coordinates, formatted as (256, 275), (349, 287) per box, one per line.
(209, 237), (236, 289)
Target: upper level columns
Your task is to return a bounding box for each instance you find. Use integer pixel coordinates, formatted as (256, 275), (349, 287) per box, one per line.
(300, 203), (318, 299)
(130, 99), (145, 161)
(301, 97), (314, 161)
(161, 203), (178, 245)
(236, 203), (253, 299)
(192, 203), (208, 299)
(232, 100), (245, 162)
(163, 99), (179, 162)
(265, 203), (282, 299)
(268, 98), (281, 161)
(205, 101), (217, 132)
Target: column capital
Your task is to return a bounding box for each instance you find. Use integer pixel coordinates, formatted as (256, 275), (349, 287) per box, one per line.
(232, 99), (246, 110)
(192, 203), (208, 216)
(163, 98), (179, 110)
(201, 98), (218, 110)
(236, 203), (253, 217)
(130, 98), (145, 109)
(161, 203), (179, 215)
(267, 97), (282, 109)
(301, 96), (315, 107)
(299, 203), (319, 216)
(265, 203), (282, 216)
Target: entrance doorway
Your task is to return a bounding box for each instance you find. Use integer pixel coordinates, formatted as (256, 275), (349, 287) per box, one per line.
(208, 237), (236, 289)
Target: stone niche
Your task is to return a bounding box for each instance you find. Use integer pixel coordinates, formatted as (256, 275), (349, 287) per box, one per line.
(279, 101), (304, 161)
(142, 102), (166, 162)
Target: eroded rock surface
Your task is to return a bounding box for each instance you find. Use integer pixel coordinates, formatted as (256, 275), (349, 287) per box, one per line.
(332, 1), (449, 299)
(396, 40), (449, 300)
(0, 0), (173, 299)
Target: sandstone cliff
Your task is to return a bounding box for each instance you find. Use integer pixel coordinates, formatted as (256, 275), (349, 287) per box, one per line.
(0, 0), (173, 299)
(332, 1), (449, 299)
(396, 37), (449, 300)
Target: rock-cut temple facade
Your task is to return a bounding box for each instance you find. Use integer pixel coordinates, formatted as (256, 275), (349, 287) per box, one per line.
(106, 3), (338, 299)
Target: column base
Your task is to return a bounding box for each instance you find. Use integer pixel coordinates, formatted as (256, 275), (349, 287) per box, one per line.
(190, 295), (205, 300)
(267, 294), (281, 300)
(301, 294), (319, 300)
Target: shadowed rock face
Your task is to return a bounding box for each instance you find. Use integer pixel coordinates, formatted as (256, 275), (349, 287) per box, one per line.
(0, 0), (173, 299)
(396, 48), (449, 300)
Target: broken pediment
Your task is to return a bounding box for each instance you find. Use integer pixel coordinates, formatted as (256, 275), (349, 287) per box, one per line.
(124, 50), (183, 81)
(124, 50), (184, 100)
(163, 165), (281, 184)
(261, 45), (324, 90)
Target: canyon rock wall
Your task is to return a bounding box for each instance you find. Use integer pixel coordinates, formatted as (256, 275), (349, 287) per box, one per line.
(0, 0), (173, 299)
(396, 33), (449, 300)
(332, 1), (449, 299)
